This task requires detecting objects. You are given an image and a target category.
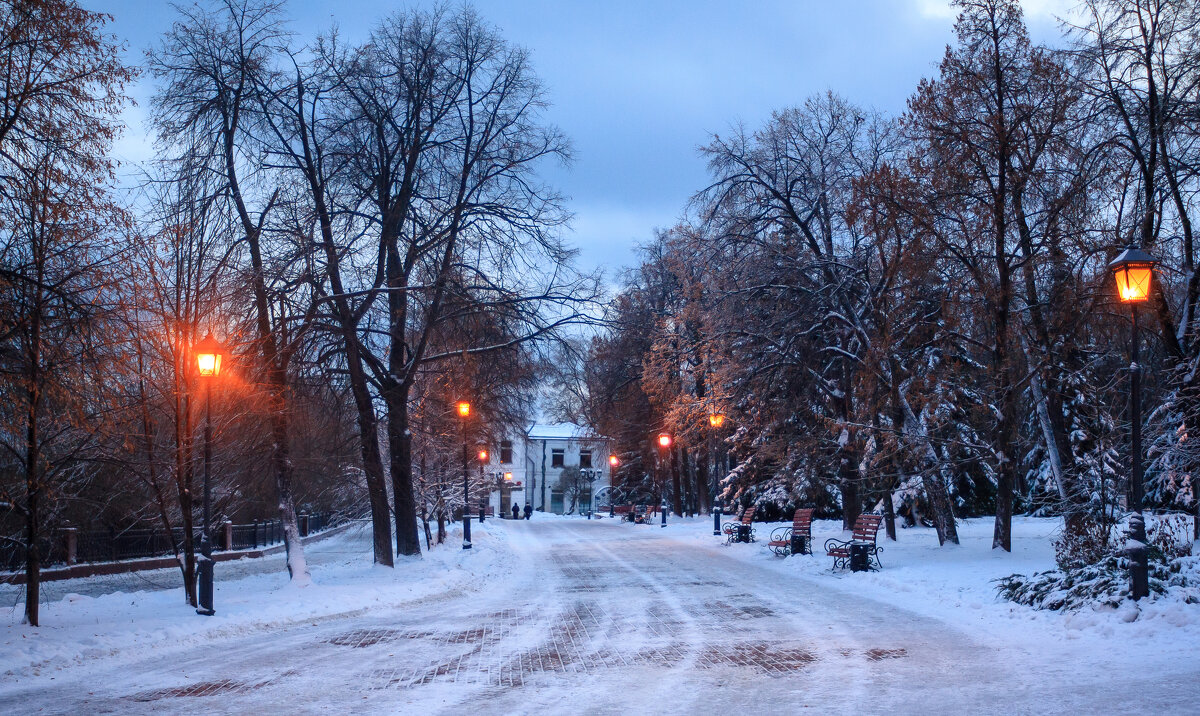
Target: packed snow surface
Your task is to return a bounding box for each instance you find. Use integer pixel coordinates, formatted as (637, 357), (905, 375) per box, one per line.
(1, 515), (1198, 714)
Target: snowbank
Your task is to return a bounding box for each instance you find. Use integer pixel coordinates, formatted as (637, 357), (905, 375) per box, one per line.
(668, 514), (1200, 650)
(0, 520), (516, 680)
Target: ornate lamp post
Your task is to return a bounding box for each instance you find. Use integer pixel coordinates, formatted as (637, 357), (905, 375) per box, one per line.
(194, 333), (224, 616)
(608, 455), (620, 517)
(457, 401), (472, 549)
(709, 413), (725, 536)
(1109, 246), (1157, 600)
(657, 433), (672, 527)
(477, 449), (488, 522)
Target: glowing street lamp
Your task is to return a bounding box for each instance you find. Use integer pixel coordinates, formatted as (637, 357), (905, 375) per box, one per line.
(193, 333), (224, 616)
(1108, 246), (1158, 600)
(609, 455), (619, 468)
(708, 413), (727, 535)
(656, 433), (673, 527)
(195, 333), (223, 378)
(457, 401), (472, 549)
(477, 449), (488, 522)
(1111, 247), (1156, 303)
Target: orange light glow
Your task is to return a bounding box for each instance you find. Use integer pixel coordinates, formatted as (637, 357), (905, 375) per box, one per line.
(609, 455), (620, 467)
(478, 449), (488, 462)
(456, 401), (471, 418)
(1114, 264), (1153, 303)
(504, 472), (513, 481)
(196, 352), (220, 377)
(708, 413), (725, 428)
(657, 433), (672, 448)
(1109, 247), (1158, 304)
(194, 333), (224, 378)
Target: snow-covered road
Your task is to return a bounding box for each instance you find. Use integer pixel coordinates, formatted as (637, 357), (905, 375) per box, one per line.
(3, 518), (1196, 714)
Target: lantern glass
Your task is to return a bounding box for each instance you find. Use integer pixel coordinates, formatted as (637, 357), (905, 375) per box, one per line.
(478, 449), (488, 462)
(609, 455), (619, 467)
(504, 472), (513, 481)
(457, 401), (471, 418)
(194, 333), (224, 378)
(657, 434), (672, 448)
(197, 352), (221, 378)
(709, 414), (725, 428)
(1114, 264), (1153, 303)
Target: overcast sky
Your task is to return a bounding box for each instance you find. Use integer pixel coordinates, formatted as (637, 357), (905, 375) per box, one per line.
(94, 0), (1073, 279)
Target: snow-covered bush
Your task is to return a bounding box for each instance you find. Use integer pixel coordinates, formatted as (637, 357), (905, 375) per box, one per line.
(1052, 517), (1113, 571)
(996, 554), (1200, 611)
(1149, 513), (1194, 560)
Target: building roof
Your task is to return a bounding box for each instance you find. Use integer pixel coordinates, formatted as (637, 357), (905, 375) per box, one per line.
(525, 422), (605, 441)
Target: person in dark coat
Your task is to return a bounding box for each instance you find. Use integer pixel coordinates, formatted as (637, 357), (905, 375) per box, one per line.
(524, 504), (532, 520)
(511, 503), (520, 520)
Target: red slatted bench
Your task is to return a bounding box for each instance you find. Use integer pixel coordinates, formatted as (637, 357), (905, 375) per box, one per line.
(721, 506), (756, 544)
(824, 513), (884, 570)
(768, 508), (814, 556)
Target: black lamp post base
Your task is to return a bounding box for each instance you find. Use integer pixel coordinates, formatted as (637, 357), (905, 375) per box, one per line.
(196, 556), (214, 616)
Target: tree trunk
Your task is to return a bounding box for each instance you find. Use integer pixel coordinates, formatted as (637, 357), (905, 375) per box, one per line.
(387, 383), (422, 556)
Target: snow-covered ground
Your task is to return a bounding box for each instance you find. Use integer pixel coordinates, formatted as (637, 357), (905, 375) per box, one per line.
(0, 519), (517, 681)
(1, 513), (1197, 714)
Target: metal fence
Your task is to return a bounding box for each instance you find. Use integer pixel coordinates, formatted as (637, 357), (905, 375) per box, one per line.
(0, 512), (341, 572)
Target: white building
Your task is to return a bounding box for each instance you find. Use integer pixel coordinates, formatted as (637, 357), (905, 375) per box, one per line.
(481, 423), (612, 516)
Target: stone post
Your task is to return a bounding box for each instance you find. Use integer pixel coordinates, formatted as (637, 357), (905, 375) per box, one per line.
(223, 520), (233, 551)
(64, 527), (78, 566)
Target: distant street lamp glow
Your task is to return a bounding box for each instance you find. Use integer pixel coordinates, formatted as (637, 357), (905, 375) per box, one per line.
(457, 401), (471, 418)
(478, 449), (488, 462)
(504, 472), (513, 481)
(609, 455), (620, 467)
(657, 433), (672, 448)
(708, 413), (725, 428)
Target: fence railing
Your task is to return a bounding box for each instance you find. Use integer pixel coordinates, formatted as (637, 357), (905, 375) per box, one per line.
(0, 512), (342, 572)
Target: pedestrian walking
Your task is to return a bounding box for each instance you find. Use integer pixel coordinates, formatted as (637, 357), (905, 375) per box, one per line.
(512, 503), (520, 520)
(524, 504), (532, 520)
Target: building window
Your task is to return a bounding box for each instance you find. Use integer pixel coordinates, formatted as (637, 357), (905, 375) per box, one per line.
(551, 448), (565, 468)
(579, 450), (592, 468)
(500, 440), (513, 464)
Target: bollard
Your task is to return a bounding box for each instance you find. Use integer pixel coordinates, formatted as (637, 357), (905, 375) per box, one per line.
(299, 513), (310, 538)
(223, 520), (233, 551)
(64, 527), (78, 566)
(661, 504), (667, 528)
(713, 503), (721, 536)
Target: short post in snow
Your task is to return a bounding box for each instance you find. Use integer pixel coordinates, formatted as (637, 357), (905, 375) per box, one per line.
(661, 501), (667, 528)
(713, 500), (721, 536)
